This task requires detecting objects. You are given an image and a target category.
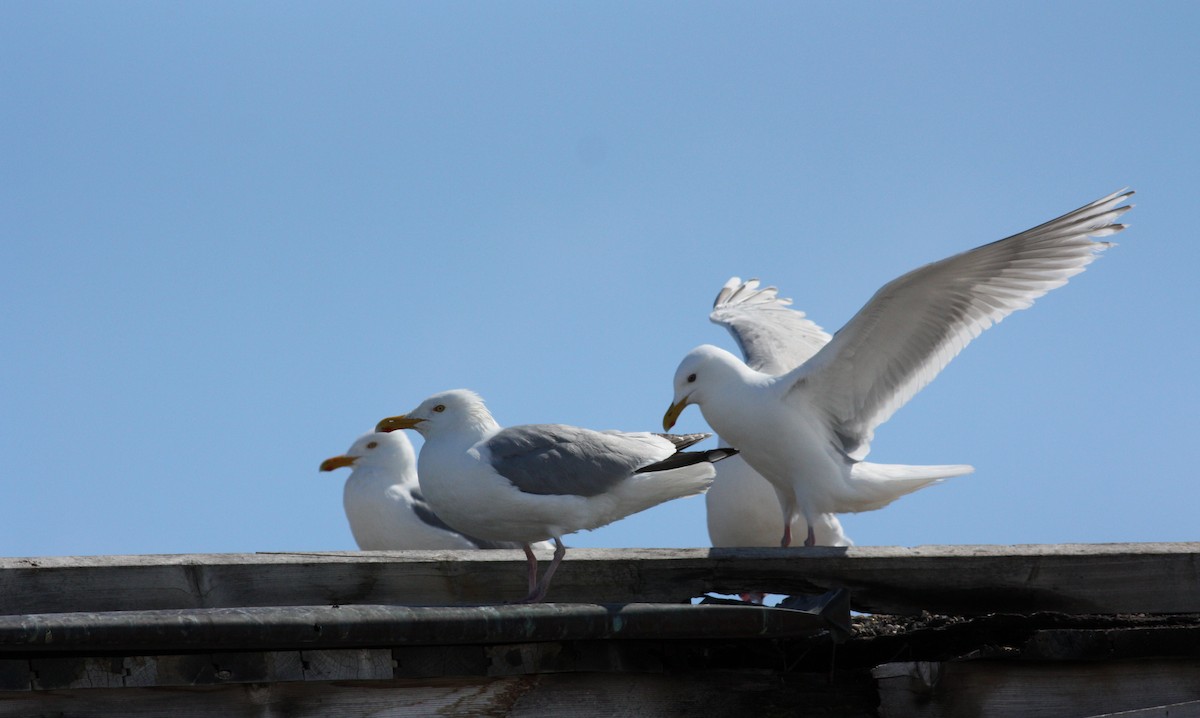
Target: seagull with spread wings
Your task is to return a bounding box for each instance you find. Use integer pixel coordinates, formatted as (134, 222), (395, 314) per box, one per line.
(666, 189), (1133, 547)
(704, 278), (852, 548)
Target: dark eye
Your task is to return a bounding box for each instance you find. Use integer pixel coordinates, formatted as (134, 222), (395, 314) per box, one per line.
(687, 373), (697, 383)
(366, 441), (378, 449)
(433, 404), (446, 413)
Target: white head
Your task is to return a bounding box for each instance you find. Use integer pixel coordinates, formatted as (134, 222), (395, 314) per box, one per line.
(376, 389), (500, 440)
(663, 344), (751, 430)
(319, 430), (416, 475)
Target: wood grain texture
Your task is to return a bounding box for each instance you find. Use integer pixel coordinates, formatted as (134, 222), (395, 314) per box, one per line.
(2, 544), (1197, 615)
(0, 671), (878, 718)
(1086, 700), (1200, 718)
(0, 603), (832, 654)
(301, 649), (394, 681)
(875, 659), (1200, 718)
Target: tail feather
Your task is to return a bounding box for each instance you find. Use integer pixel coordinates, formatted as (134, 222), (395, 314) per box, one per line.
(606, 460), (719, 525)
(845, 462), (973, 512)
(599, 448), (737, 527)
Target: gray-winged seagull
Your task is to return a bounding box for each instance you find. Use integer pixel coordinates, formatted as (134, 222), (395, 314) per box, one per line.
(666, 189), (1133, 547)
(320, 430), (550, 551)
(377, 389), (736, 602)
(704, 278), (853, 548)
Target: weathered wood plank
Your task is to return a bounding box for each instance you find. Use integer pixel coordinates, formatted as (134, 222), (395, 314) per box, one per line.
(301, 649), (394, 681)
(393, 645), (490, 679)
(0, 637), (771, 691)
(2, 543), (1197, 615)
(875, 659), (1200, 718)
(1087, 700), (1200, 718)
(0, 603), (832, 654)
(0, 662), (28, 692)
(29, 657), (125, 690)
(0, 676), (529, 718)
(0, 671), (878, 718)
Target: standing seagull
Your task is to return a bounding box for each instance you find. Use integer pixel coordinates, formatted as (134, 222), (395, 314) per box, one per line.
(705, 278), (852, 548)
(665, 189), (1133, 547)
(376, 389), (736, 602)
(320, 431), (544, 551)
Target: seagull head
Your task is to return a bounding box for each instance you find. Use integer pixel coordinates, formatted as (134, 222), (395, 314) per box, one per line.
(664, 345), (749, 430)
(319, 430), (415, 473)
(376, 389), (499, 440)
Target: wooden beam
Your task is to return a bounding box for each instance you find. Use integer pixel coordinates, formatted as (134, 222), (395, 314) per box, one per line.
(0, 603), (833, 654)
(0, 671), (879, 718)
(1, 543), (1196, 616)
(1087, 700), (1200, 718)
(874, 659), (1200, 718)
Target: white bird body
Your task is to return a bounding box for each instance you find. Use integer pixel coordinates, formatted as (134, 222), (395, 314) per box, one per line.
(378, 389), (734, 601)
(706, 453), (851, 547)
(703, 277), (854, 547)
(404, 395), (716, 545)
(321, 431), (544, 551)
(687, 347), (969, 533)
(342, 445), (484, 550)
(418, 432), (720, 545)
(668, 189), (1133, 547)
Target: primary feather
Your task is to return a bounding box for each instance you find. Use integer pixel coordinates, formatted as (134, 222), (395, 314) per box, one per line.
(669, 189), (1133, 547)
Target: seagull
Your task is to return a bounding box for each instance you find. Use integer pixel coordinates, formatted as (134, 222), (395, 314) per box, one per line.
(320, 430), (545, 551)
(376, 389), (737, 602)
(665, 189), (1133, 547)
(704, 278), (852, 548)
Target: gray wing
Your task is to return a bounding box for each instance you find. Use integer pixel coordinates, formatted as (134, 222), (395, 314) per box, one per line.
(789, 189), (1133, 461)
(710, 277), (832, 375)
(486, 424), (671, 497)
(654, 432), (710, 451)
(409, 488), (526, 549)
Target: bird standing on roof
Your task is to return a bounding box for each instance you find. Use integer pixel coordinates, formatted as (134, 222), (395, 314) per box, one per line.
(320, 430), (548, 551)
(704, 278), (852, 548)
(376, 389), (736, 602)
(666, 189), (1133, 547)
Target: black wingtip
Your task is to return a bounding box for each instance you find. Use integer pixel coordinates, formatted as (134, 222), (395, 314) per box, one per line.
(634, 447), (739, 474)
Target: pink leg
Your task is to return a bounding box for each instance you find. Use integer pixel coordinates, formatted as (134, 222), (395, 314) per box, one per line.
(804, 524), (816, 548)
(522, 544), (539, 596)
(522, 538), (566, 603)
(780, 523), (792, 548)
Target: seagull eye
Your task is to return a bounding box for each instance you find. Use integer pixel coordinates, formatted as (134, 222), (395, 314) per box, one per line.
(433, 404), (446, 413)
(366, 441), (378, 449)
(687, 373), (697, 383)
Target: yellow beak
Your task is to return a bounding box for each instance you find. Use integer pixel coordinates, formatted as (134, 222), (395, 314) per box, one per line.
(376, 414), (424, 433)
(319, 455), (356, 472)
(662, 398), (689, 431)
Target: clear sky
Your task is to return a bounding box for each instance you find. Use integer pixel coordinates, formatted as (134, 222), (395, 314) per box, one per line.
(3, 2), (1197, 558)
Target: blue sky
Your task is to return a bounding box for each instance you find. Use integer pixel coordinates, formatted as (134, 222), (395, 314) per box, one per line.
(3, 2), (1197, 557)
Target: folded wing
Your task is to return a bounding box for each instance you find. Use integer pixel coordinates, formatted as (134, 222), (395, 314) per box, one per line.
(485, 424), (693, 497)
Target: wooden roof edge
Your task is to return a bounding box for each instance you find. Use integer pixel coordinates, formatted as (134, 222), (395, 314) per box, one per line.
(1, 544), (1196, 617)
(0, 601), (845, 656)
(3, 542), (1197, 568)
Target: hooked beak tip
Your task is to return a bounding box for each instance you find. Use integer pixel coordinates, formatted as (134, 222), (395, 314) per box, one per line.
(663, 399), (688, 431)
(376, 414), (422, 433)
(319, 455), (355, 472)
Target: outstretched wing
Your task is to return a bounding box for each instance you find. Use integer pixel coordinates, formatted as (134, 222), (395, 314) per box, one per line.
(710, 277), (832, 375)
(789, 189), (1133, 460)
